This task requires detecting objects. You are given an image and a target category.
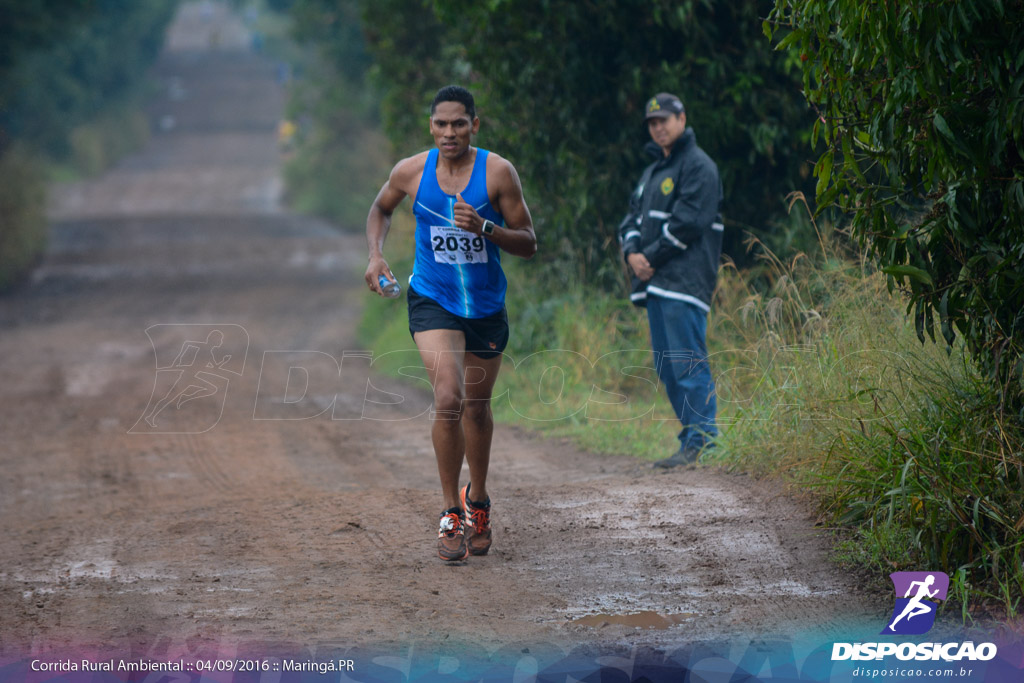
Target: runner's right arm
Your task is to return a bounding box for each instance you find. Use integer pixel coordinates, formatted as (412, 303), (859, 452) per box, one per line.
(365, 156), (421, 294)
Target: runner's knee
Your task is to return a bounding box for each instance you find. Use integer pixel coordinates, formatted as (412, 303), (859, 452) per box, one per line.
(462, 399), (492, 426)
(432, 386), (465, 417)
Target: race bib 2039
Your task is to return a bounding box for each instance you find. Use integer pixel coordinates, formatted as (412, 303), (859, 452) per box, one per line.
(430, 225), (488, 265)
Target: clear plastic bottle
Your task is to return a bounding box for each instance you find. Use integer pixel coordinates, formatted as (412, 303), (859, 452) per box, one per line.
(378, 274), (401, 298)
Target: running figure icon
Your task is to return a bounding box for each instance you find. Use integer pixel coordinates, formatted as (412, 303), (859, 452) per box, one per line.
(887, 574), (939, 632)
(881, 571), (949, 635)
(143, 330), (233, 428)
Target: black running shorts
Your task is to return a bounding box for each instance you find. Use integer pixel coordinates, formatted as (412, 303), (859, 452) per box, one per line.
(407, 287), (509, 359)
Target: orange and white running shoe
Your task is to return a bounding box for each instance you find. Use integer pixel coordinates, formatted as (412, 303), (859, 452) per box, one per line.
(460, 484), (492, 556)
(437, 506), (468, 561)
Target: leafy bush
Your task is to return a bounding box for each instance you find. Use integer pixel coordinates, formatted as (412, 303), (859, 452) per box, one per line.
(0, 145), (47, 291)
(767, 0), (1024, 413)
(708, 220), (1024, 617)
(284, 0), (394, 228)
(0, 1), (177, 289)
(0, 0), (176, 159)
(68, 106), (151, 176)
(830, 358), (1024, 617)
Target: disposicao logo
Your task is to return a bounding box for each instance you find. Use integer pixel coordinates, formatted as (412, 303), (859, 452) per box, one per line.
(831, 570), (998, 663)
(882, 571), (948, 636)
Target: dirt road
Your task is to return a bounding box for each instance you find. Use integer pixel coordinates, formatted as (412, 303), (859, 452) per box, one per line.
(0, 1), (883, 666)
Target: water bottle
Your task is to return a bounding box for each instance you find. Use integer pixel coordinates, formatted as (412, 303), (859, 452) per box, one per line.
(378, 274), (401, 298)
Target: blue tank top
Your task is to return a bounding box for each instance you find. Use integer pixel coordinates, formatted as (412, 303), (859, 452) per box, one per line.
(410, 148), (506, 318)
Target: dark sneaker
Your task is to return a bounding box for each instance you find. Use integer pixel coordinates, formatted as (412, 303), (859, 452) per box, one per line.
(460, 484), (492, 556)
(437, 506), (468, 561)
(653, 446), (701, 469)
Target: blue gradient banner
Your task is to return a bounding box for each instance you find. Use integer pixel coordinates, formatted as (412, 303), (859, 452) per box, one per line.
(3, 629), (1021, 683)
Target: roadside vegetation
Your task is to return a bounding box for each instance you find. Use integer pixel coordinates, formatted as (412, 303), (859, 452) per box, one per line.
(277, 0), (1023, 620)
(0, 0), (176, 291)
(358, 204), (1024, 620)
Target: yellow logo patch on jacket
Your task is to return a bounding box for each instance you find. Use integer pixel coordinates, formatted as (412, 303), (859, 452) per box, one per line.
(660, 177), (674, 195)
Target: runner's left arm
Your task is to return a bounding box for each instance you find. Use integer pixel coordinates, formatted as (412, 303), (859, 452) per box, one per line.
(452, 157), (537, 259)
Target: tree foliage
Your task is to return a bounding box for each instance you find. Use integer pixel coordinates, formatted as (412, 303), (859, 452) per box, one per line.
(290, 0), (372, 89)
(768, 0), (1024, 411)
(0, 0), (177, 157)
(425, 0), (817, 285)
(290, 0), (819, 282)
(0, 1), (91, 79)
(0, 0), (176, 291)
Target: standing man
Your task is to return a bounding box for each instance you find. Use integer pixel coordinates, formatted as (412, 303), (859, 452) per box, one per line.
(619, 93), (724, 469)
(365, 85), (537, 561)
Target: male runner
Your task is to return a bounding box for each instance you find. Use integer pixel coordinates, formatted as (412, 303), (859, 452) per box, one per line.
(364, 85), (537, 561)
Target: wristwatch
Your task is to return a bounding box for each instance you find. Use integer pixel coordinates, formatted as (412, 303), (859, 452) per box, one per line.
(481, 219), (496, 236)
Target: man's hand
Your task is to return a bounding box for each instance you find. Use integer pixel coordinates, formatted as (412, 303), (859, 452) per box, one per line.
(453, 192), (483, 234)
(365, 256), (394, 295)
(627, 252), (654, 281)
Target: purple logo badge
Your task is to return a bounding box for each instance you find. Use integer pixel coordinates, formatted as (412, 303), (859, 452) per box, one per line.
(881, 571), (949, 635)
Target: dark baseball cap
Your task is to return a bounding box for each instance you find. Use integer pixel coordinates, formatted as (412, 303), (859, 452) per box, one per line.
(644, 93), (685, 121)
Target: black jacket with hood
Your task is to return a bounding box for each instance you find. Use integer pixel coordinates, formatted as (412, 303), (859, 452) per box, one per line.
(618, 127), (724, 311)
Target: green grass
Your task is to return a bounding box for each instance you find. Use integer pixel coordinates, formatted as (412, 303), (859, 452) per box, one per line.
(494, 261), (681, 458)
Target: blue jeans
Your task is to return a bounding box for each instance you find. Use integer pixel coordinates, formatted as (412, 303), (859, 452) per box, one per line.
(646, 294), (717, 451)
